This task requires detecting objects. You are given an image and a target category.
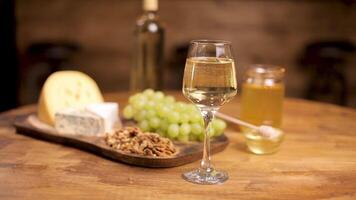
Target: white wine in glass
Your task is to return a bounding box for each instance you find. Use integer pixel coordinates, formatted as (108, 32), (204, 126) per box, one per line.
(182, 40), (237, 184)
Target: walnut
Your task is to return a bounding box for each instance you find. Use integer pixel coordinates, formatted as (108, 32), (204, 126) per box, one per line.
(105, 127), (177, 157)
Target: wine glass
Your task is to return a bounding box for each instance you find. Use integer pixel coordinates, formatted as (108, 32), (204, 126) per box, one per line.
(182, 40), (237, 184)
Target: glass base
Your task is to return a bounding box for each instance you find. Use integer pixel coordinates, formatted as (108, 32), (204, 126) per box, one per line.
(182, 168), (228, 185)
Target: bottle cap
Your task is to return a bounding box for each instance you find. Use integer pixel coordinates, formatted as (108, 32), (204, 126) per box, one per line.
(143, 0), (158, 11)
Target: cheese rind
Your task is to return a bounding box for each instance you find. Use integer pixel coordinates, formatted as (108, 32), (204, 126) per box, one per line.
(38, 71), (104, 125)
(85, 103), (121, 132)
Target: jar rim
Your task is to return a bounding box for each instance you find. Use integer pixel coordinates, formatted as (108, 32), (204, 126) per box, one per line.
(190, 39), (231, 45)
(247, 64), (285, 78)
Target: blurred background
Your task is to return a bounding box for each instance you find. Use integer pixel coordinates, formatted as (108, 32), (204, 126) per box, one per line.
(1, 0), (355, 112)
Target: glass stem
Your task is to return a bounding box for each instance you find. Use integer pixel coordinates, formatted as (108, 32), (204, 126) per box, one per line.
(199, 108), (217, 173)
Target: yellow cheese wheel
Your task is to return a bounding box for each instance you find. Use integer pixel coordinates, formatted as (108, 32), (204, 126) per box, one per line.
(38, 71), (104, 125)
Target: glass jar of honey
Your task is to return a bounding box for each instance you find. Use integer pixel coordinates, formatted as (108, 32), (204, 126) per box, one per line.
(240, 65), (285, 154)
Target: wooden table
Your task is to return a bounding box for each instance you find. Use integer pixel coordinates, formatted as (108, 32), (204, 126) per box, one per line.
(1, 92), (356, 200)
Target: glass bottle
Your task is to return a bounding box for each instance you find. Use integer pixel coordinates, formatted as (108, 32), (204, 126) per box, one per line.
(130, 0), (164, 91)
(240, 65), (285, 154)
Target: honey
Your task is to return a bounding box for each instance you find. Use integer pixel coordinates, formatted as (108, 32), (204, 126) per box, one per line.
(240, 83), (284, 131)
(240, 65), (285, 154)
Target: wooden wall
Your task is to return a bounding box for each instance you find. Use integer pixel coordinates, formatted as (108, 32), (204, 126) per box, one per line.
(15, 0), (356, 105)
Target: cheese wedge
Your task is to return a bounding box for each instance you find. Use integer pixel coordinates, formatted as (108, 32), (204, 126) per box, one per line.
(54, 103), (121, 136)
(55, 108), (105, 136)
(38, 71), (104, 125)
(85, 103), (121, 132)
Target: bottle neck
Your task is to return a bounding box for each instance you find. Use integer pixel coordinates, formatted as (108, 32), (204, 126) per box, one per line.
(143, 0), (158, 12)
(144, 10), (157, 17)
(136, 10), (158, 27)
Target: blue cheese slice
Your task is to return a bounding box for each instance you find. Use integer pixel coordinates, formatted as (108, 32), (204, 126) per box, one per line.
(55, 109), (104, 136)
(54, 103), (121, 136)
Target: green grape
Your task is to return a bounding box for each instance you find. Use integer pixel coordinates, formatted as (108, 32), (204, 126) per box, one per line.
(191, 123), (203, 135)
(123, 105), (134, 119)
(167, 112), (180, 124)
(146, 109), (156, 118)
(144, 101), (156, 110)
(131, 99), (146, 110)
(159, 120), (169, 132)
(129, 93), (147, 104)
(199, 126), (214, 138)
(190, 113), (202, 123)
(167, 124), (179, 138)
(128, 94), (137, 104)
(149, 117), (160, 129)
(157, 106), (169, 118)
(179, 113), (190, 124)
(179, 123), (191, 135)
(143, 89), (155, 97)
(153, 102), (162, 110)
(164, 95), (175, 104)
(207, 126), (215, 137)
(199, 117), (204, 126)
(213, 129), (223, 136)
(153, 91), (165, 100)
(139, 120), (150, 132)
(134, 110), (147, 121)
(128, 94), (140, 104)
(186, 104), (197, 112)
(212, 119), (227, 135)
(165, 104), (174, 112)
(177, 134), (189, 142)
(175, 102), (187, 112)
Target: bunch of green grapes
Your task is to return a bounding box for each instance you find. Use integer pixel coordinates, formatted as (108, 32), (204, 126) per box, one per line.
(122, 89), (227, 142)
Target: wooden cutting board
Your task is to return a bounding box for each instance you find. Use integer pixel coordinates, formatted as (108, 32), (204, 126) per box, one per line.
(13, 114), (228, 168)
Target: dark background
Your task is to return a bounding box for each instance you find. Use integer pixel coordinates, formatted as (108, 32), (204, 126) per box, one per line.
(1, 0), (356, 111)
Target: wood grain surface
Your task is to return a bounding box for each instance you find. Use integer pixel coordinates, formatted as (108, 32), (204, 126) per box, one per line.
(1, 92), (356, 200)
